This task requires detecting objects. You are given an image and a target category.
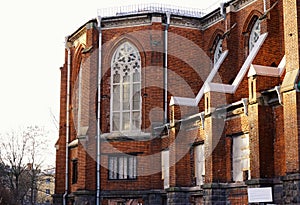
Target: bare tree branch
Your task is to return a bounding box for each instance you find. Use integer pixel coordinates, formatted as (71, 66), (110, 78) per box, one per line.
(0, 126), (50, 205)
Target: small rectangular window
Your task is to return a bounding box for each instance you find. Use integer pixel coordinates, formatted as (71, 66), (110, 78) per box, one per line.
(45, 189), (50, 195)
(72, 159), (78, 184)
(108, 155), (137, 180)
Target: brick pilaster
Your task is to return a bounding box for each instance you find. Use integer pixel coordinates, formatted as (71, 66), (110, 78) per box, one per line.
(282, 0), (300, 173)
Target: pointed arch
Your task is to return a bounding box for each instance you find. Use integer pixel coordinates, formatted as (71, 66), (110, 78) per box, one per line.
(71, 44), (85, 139)
(110, 41), (142, 132)
(242, 10), (263, 34)
(208, 29), (224, 66)
(242, 11), (262, 57)
(248, 17), (261, 52)
(72, 44), (84, 83)
(103, 35), (146, 73)
(213, 35), (223, 66)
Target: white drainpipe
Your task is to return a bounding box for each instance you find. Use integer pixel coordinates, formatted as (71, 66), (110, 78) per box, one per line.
(263, 0), (267, 12)
(96, 16), (102, 205)
(63, 37), (71, 205)
(164, 13), (171, 124)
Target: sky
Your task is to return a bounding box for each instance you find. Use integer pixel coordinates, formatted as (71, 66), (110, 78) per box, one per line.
(0, 0), (222, 167)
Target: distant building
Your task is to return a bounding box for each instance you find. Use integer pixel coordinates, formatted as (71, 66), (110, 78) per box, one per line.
(36, 168), (55, 205)
(54, 0), (300, 204)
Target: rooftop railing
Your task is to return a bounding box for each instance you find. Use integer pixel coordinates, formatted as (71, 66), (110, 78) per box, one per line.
(97, 1), (223, 18)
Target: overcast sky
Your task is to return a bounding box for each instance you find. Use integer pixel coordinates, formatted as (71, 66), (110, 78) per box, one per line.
(0, 0), (221, 166)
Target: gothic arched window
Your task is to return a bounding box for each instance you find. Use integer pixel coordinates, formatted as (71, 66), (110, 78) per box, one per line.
(73, 62), (83, 136)
(249, 19), (261, 53)
(111, 42), (141, 132)
(213, 37), (223, 65)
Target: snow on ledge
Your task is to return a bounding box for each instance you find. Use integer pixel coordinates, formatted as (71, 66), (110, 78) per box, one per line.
(231, 33), (268, 88)
(170, 32), (270, 106)
(170, 50), (229, 106)
(204, 83), (235, 94)
(205, 32), (268, 94)
(248, 55), (286, 77)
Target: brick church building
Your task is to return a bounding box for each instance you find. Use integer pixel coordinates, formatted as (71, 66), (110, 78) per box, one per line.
(54, 0), (300, 204)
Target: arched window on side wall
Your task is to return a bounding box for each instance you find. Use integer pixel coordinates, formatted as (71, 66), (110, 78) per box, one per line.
(213, 36), (223, 66)
(249, 18), (261, 53)
(110, 42), (141, 132)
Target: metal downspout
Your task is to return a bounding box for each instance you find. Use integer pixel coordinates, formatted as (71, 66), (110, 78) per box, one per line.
(164, 13), (171, 124)
(63, 37), (71, 205)
(96, 16), (102, 205)
(263, 0), (267, 12)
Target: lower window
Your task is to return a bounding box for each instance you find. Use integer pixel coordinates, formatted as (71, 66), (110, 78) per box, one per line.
(72, 159), (78, 184)
(108, 155), (137, 180)
(232, 134), (250, 182)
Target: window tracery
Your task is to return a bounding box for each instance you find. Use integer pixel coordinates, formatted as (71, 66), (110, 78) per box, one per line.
(249, 19), (261, 52)
(111, 42), (141, 132)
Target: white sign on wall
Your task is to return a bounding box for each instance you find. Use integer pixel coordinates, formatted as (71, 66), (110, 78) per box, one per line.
(248, 187), (273, 203)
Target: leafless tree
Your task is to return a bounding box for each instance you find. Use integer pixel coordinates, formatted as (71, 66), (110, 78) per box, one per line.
(0, 126), (49, 205)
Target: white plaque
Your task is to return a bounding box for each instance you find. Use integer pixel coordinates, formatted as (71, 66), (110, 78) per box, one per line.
(248, 187), (273, 203)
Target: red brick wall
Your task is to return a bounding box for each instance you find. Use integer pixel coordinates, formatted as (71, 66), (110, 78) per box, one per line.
(273, 105), (285, 176)
(55, 0), (288, 200)
(55, 63), (67, 194)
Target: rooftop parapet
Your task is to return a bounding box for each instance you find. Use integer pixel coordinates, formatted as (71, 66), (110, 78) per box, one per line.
(97, 2), (223, 18)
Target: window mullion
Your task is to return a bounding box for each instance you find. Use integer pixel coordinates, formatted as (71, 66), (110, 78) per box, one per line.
(130, 71), (133, 131)
(120, 72), (123, 131)
(111, 42), (141, 132)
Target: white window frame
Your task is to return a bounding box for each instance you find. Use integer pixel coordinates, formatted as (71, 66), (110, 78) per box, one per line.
(232, 134), (251, 182)
(110, 42), (142, 133)
(194, 144), (205, 186)
(249, 19), (261, 53)
(72, 62), (83, 136)
(108, 155), (137, 180)
(214, 38), (223, 65)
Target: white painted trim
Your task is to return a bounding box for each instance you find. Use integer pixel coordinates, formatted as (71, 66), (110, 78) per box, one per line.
(68, 139), (79, 148)
(232, 33), (268, 89)
(204, 83), (235, 94)
(204, 33), (268, 94)
(278, 55), (286, 76)
(248, 64), (280, 77)
(110, 42), (142, 132)
(170, 50), (229, 106)
(171, 33), (268, 106)
(248, 56), (286, 77)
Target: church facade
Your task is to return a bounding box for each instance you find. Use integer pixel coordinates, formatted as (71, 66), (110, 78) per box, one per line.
(54, 0), (300, 204)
